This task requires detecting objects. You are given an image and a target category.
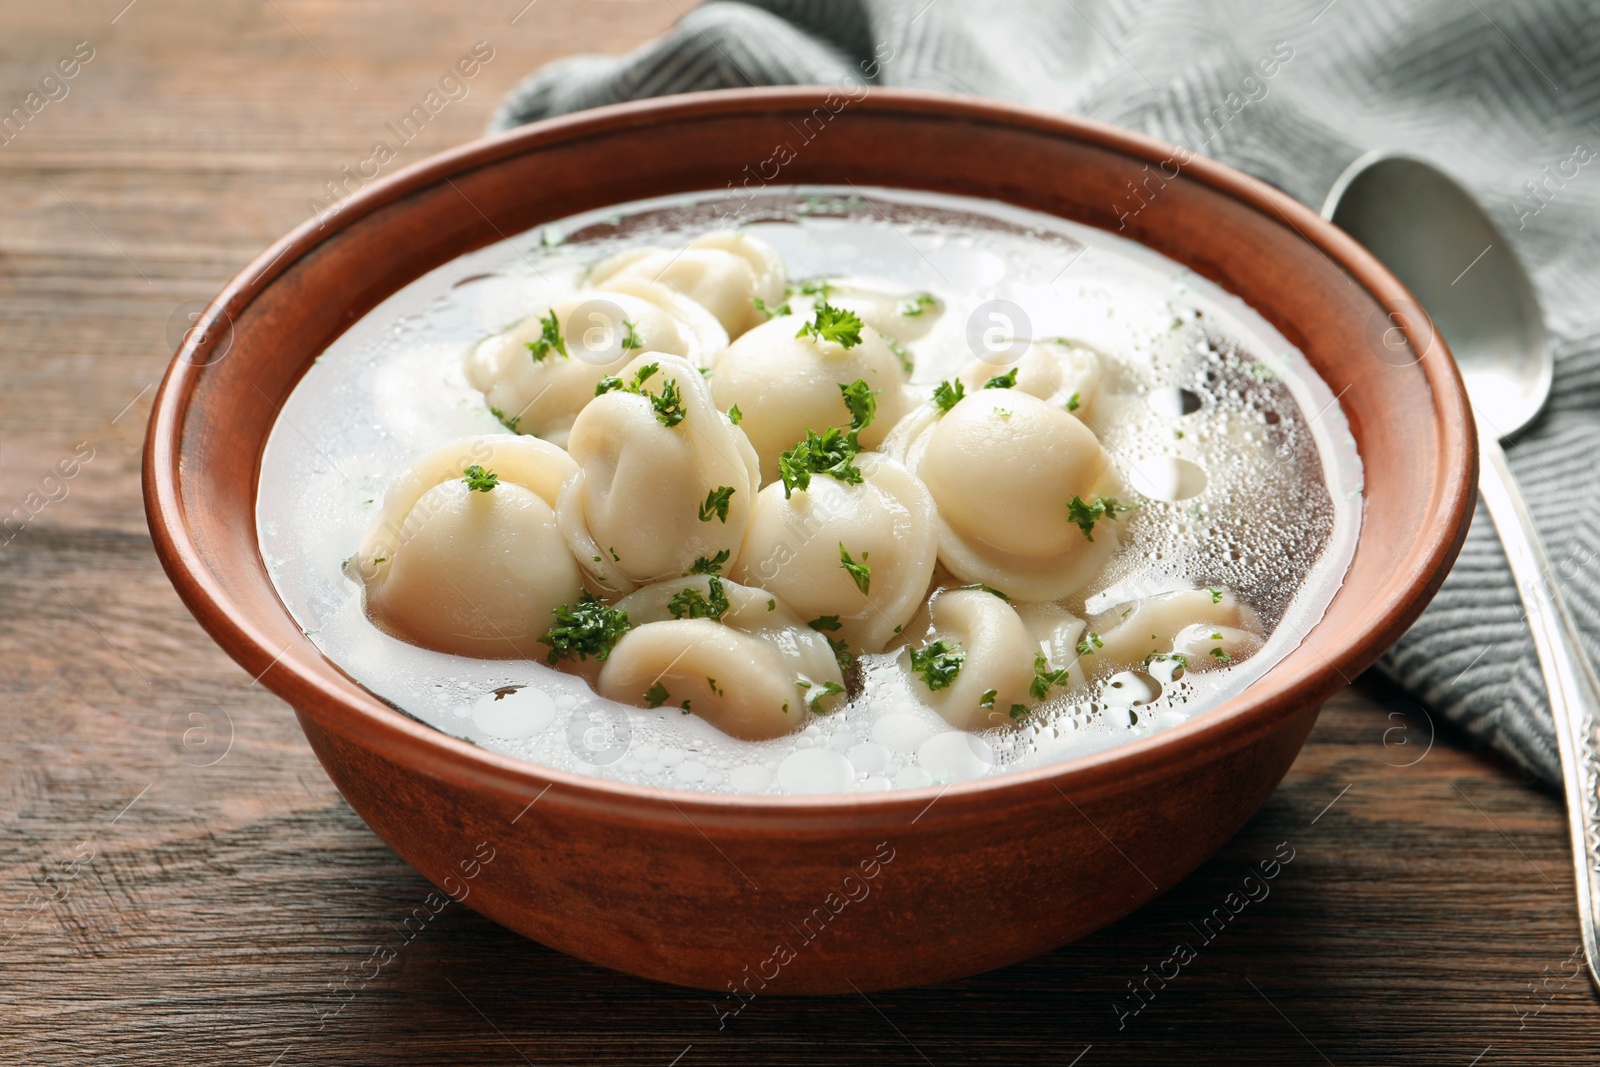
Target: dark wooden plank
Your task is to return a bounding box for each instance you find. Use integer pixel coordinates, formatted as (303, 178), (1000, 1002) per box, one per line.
(1, 1), (1595, 1062)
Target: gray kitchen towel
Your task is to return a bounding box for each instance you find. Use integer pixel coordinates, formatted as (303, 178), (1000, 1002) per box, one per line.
(492, 0), (1600, 788)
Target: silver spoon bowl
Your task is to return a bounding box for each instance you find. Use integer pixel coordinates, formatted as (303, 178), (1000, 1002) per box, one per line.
(1324, 152), (1600, 992)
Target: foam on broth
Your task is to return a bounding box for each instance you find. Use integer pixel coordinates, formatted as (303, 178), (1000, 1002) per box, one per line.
(256, 187), (1362, 795)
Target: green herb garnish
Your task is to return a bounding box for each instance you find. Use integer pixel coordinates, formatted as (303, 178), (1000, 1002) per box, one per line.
(899, 292), (937, 317)
(1066, 391), (1081, 412)
(839, 543), (871, 595)
(751, 296), (791, 319)
(932, 378), (965, 414)
(959, 582), (1010, 601)
(979, 689), (998, 709)
(489, 406), (521, 432)
(644, 682), (669, 708)
(699, 486), (735, 524)
(462, 465), (499, 492)
(541, 592), (631, 665)
(667, 576), (730, 621)
(621, 319), (644, 350)
(839, 378), (878, 431)
(1066, 495), (1132, 541)
(687, 549), (730, 575)
(777, 426), (863, 498)
(1076, 632), (1104, 656)
(887, 337), (915, 377)
(909, 640), (964, 691)
(1210, 646), (1233, 663)
(1207, 587), (1223, 604)
(728, 404), (743, 425)
(1030, 652), (1070, 700)
(796, 301), (864, 348)
(984, 368), (1018, 389)
(649, 377), (686, 428)
(525, 310), (567, 361)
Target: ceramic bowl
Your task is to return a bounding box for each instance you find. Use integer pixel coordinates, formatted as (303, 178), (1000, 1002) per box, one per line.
(144, 89), (1475, 993)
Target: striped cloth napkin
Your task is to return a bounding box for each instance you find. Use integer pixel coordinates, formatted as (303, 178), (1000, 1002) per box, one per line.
(491, 0), (1600, 788)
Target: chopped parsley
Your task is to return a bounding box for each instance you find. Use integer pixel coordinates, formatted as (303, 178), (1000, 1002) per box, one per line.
(643, 682), (669, 708)
(595, 361), (660, 397)
(525, 310), (567, 361)
(621, 319), (644, 350)
(899, 292), (937, 317)
(1209, 646), (1233, 664)
(699, 485), (735, 523)
(795, 301), (864, 348)
(777, 426), (863, 498)
(808, 615), (842, 632)
(909, 640), (964, 691)
(984, 368), (1019, 389)
(728, 404), (743, 425)
(461, 465), (499, 492)
(489, 406), (521, 432)
(1076, 632), (1104, 657)
(667, 576), (730, 621)
(1066, 391), (1081, 412)
(751, 296), (791, 319)
(794, 279), (834, 299)
(808, 615), (854, 671)
(687, 549), (730, 575)
(1146, 651), (1189, 671)
(1207, 587), (1223, 604)
(887, 337), (915, 377)
(649, 377), (686, 428)
(766, 598), (776, 612)
(680, 699), (693, 714)
(959, 582), (1011, 601)
(1030, 652), (1070, 700)
(839, 378), (878, 431)
(839, 543), (871, 595)
(932, 378), (966, 414)
(809, 679), (847, 709)
(1066, 495), (1132, 541)
(978, 688), (998, 709)
(541, 592), (631, 665)
(1007, 704), (1032, 721)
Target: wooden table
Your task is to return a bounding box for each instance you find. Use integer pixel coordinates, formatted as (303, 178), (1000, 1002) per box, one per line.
(2, 1), (1594, 1062)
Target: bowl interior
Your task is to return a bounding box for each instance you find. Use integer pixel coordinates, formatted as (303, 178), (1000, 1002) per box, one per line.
(145, 89), (1475, 816)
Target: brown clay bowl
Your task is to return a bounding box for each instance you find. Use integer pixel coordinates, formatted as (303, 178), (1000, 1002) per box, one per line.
(144, 88), (1475, 994)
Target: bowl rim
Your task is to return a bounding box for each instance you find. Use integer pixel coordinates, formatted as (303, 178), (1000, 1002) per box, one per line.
(144, 86), (1477, 827)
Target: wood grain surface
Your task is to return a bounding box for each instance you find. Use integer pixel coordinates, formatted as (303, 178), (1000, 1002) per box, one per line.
(1, 1), (1595, 1062)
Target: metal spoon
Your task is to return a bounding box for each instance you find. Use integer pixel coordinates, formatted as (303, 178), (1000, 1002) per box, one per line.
(1323, 152), (1600, 991)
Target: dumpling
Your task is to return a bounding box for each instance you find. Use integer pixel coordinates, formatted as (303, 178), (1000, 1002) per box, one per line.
(952, 337), (1103, 418)
(1072, 588), (1262, 677)
(732, 453), (937, 652)
(558, 353), (761, 594)
(899, 588), (1080, 731)
(787, 277), (943, 345)
(589, 230), (786, 338)
(466, 282), (727, 447)
(710, 310), (911, 484)
(353, 434), (581, 659)
(598, 576), (845, 740)
(897, 387), (1125, 601)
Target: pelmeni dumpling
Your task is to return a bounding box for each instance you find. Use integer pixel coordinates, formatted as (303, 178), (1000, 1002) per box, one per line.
(598, 576), (845, 740)
(558, 353), (760, 594)
(788, 277), (944, 345)
(956, 337), (1103, 416)
(732, 453), (937, 652)
(1072, 588), (1261, 677)
(897, 387), (1125, 601)
(710, 312), (911, 484)
(353, 435), (581, 659)
(900, 588), (1080, 731)
(589, 230), (786, 338)
(467, 282), (726, 447)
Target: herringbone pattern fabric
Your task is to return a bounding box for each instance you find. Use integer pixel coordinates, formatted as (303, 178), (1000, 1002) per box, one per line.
(492, 0), (1600, 788)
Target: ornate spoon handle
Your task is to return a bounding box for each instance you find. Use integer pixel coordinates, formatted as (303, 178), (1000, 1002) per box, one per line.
(1477, 428), (1600, 992)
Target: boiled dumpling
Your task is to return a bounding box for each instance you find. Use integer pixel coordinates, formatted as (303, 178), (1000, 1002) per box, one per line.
(589, 230), (786, 338)
(900, 588), (1079, 730)
(954, 337), (1102, 417)
(1072, 588), (1261, 677)
(353, 434), (581, 659)
(710, 309), (910, 484)
(598, 576), (845, 740)
(732, 453), (937, 652)
(897, 387), (1125, 601)
(558, 353), (761, 594)
(467, 282), (726, 447)
(787, 277), (943, 346)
